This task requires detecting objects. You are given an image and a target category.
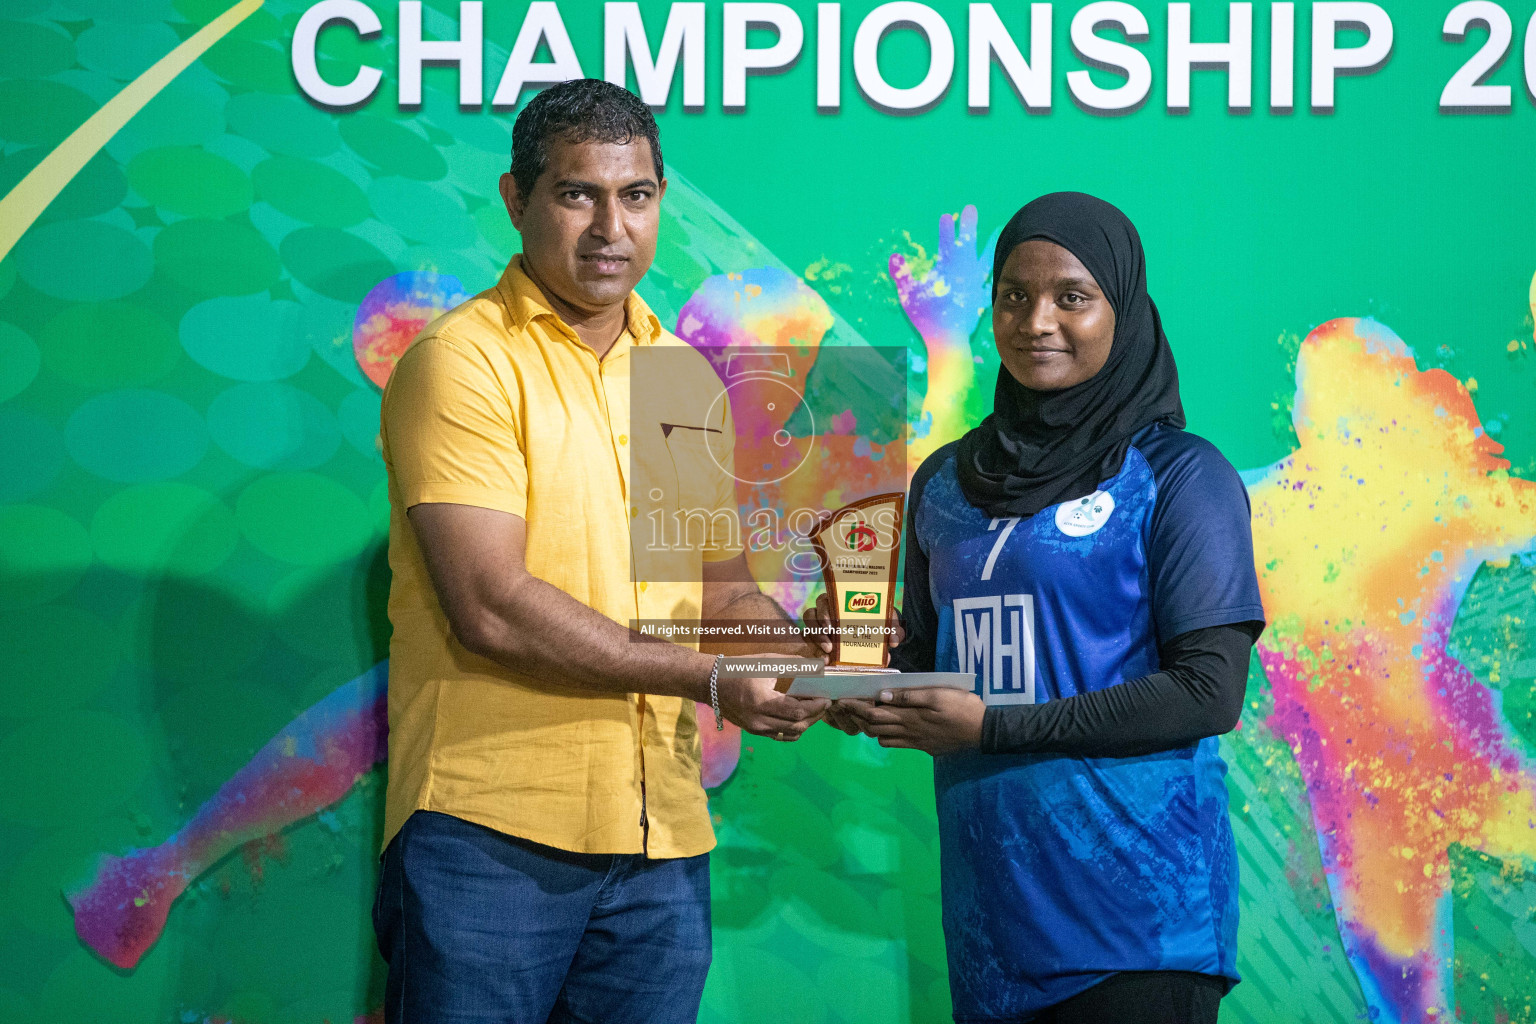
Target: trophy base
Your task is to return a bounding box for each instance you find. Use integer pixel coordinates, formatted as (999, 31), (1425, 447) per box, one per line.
(785, 671), (976, 700)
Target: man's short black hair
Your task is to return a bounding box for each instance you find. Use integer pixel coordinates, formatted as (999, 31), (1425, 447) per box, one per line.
(510, 79), (663, 199)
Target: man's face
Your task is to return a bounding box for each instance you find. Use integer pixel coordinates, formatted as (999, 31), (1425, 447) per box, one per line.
(501, 137), (665, 316)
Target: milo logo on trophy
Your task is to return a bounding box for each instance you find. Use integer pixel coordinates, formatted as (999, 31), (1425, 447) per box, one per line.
(844, 591), (882, 613)
(810, 493), (904, 669)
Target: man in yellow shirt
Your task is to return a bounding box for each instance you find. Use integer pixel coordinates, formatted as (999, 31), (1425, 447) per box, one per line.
(372, 80), (827, 1024)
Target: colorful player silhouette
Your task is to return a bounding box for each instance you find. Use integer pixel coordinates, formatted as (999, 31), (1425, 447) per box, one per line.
(67, 665), (388, 969)
(1246, 317), (1536, 1022)
(889, 204), (999, 469)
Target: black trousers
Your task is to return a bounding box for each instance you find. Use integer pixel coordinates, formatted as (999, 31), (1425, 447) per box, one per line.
(1029, 971), (1226, 1024)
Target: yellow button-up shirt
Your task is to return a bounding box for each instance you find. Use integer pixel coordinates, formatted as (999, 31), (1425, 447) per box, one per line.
(379, 255), (737, 857)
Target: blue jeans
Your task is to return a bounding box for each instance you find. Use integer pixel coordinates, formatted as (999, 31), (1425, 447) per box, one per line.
(373, 811), (712, 1024)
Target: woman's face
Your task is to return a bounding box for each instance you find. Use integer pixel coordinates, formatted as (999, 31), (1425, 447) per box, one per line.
(993, 240), (1116, 391)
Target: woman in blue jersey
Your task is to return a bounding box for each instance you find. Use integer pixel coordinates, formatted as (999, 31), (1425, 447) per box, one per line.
(807, 192), (1265, 1024)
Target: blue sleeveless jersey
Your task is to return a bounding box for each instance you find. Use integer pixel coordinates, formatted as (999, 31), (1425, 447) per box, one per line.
(905, 424), (1264, 1022)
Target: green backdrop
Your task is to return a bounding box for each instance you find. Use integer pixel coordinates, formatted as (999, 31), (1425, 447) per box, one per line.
(1, 1), (1533, 1022)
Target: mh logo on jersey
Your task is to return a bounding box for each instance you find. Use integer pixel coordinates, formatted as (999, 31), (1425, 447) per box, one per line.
(953, 595), (1036, 705)
(845, 591), (881, 613)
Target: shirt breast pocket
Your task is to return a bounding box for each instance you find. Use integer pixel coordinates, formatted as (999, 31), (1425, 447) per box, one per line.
(662, 427), (727, 512)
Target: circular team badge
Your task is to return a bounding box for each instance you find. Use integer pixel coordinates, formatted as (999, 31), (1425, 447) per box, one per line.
(1055, 490), (1116, 537)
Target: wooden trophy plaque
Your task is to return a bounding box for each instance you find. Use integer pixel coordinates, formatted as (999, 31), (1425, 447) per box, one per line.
(809, 492), (904, 670)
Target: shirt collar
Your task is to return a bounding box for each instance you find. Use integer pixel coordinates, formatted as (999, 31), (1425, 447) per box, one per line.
(498, 254), (663, 346)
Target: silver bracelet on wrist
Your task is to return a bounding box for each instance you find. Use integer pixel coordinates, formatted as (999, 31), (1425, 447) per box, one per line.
(707, 653), (725, 731)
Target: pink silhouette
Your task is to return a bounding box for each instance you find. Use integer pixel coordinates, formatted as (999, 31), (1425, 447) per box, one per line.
(68, 665), (387, 969)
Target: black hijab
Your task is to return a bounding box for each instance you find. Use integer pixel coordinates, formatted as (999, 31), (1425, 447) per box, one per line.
(954, 192), (1184, 518)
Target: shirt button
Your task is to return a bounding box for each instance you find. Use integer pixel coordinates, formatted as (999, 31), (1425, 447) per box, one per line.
(618, 434), (628, 445)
